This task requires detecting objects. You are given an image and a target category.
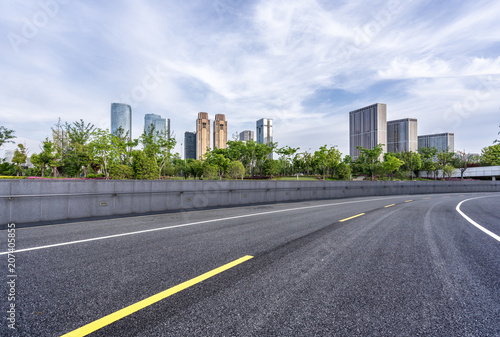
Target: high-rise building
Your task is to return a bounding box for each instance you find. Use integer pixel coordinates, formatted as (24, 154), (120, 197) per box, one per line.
(418, 133), (455, 152)
(387, 118), (418, 153)
(256, 118), (273, 159)
(213, 114), (228, 149)
(184, 132), (196, 160)
(256, 118), (273, 145)
(349, 103), (387, 160)
(144, 113), (169, 139)
(111, 103), (132, 139)
(239, 130), (254, 142)
(196, 112), (210, 160)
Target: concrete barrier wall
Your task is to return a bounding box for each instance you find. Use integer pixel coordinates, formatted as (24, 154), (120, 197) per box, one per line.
(1, 180), (499, 224)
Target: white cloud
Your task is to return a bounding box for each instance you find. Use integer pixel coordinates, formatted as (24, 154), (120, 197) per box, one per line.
(1, 0), (499, 158)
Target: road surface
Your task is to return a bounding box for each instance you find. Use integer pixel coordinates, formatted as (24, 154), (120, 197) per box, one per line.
(1, 192), (499, 336)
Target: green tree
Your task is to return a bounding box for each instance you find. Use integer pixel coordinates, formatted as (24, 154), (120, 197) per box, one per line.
(255, 142), (275, 175)
(226, 140), (246, 162)
(140, 126), (177, 179)
(302, 151), (314, 175)
(314, 145), (328, 179)
(131, 150), (159, 179)
(442, 165), (455, 180)
(204, 148), (230, 179)
(262, 158), (279, 176)
(0, 161), (16, 176)
(326, 146), (342, 178)
(382, 153), (404, 180)
(336, 162), (351, 180)
(481, 144), (500, 166)
(63, 142), (91, 177)
(437, 150), (455, 179)
(31, 139), (56, 177)
(12, 144), (28, 176)
(277, 145), (299, 176)
(455, 150), (472, 180)
(357, 144), (384, 180)
(157, 138), (177, 179)
(0, 126), (15, 149)
(202, 163), (218, 179)
(188, 160), (204, 179)
(227, 161), (245, 179)
(66, 119), (95, 145)
(419, 147), (438, 180)
(112, 127), (138, 166)
(399, 151), (422, 180)
(88, 129), (117, 179)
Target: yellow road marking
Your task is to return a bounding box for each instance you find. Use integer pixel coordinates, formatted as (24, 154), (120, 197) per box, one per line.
(61, 255), (254, 337)
(405, 200), (413, 203)
(384, 204), (395, 208)
(423, 197), (431, 199)
(339, 213), (365, 222)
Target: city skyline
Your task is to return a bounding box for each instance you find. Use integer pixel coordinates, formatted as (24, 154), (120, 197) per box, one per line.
(1, 1), (499, 158)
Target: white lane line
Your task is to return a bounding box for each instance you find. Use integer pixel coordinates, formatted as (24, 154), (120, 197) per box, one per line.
(456, 196), (500, 243)
(2, 195), (415, 255)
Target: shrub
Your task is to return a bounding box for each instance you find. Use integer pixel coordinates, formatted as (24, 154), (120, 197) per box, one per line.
(109, 164), (134, 179)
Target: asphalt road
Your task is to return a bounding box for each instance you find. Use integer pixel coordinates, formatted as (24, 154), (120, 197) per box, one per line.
(1, 192), (499, 336)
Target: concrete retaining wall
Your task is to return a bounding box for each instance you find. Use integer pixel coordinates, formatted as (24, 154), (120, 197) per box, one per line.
(1, 180), (499, 224)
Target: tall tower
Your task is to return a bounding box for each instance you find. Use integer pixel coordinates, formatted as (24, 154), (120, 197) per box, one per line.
(144, 113), (169, 139)
(111, 103), (132, 139)
(256, 118), (273, 145)
(196, 112), (210, 160)
(256, 118), (273, 159)
(184, 131), (196, 159)
(349, 103), (387, 160)
(213, 114), (228, 149)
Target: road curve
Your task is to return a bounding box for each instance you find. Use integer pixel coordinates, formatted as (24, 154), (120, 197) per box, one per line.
(1, 192), (499, 336)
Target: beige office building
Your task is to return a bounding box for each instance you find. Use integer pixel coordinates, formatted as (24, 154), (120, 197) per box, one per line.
(196, 112), (210, 160)
(387, 118), (418, 153)
(349, 103), (387, 160)
(213, 114), (228, 149)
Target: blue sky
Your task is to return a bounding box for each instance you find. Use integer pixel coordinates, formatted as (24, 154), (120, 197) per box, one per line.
(1, 0), (499, 158)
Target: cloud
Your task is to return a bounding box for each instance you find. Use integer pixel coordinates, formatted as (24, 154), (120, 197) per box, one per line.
(0, 0), (499, 158)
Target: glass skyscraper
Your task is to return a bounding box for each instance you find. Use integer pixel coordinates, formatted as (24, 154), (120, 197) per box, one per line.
(144, 113), (169, 139)
(184, 132), (196, 159)
(111, 103), (132, 139)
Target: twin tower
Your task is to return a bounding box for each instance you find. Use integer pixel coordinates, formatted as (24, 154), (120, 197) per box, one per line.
(191, 112), (227, 160)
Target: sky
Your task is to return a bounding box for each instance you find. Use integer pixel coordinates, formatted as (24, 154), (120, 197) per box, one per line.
(1, 0), (499, 158)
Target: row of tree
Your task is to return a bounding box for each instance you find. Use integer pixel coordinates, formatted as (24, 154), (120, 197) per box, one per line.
(1, 121), (499, 180)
